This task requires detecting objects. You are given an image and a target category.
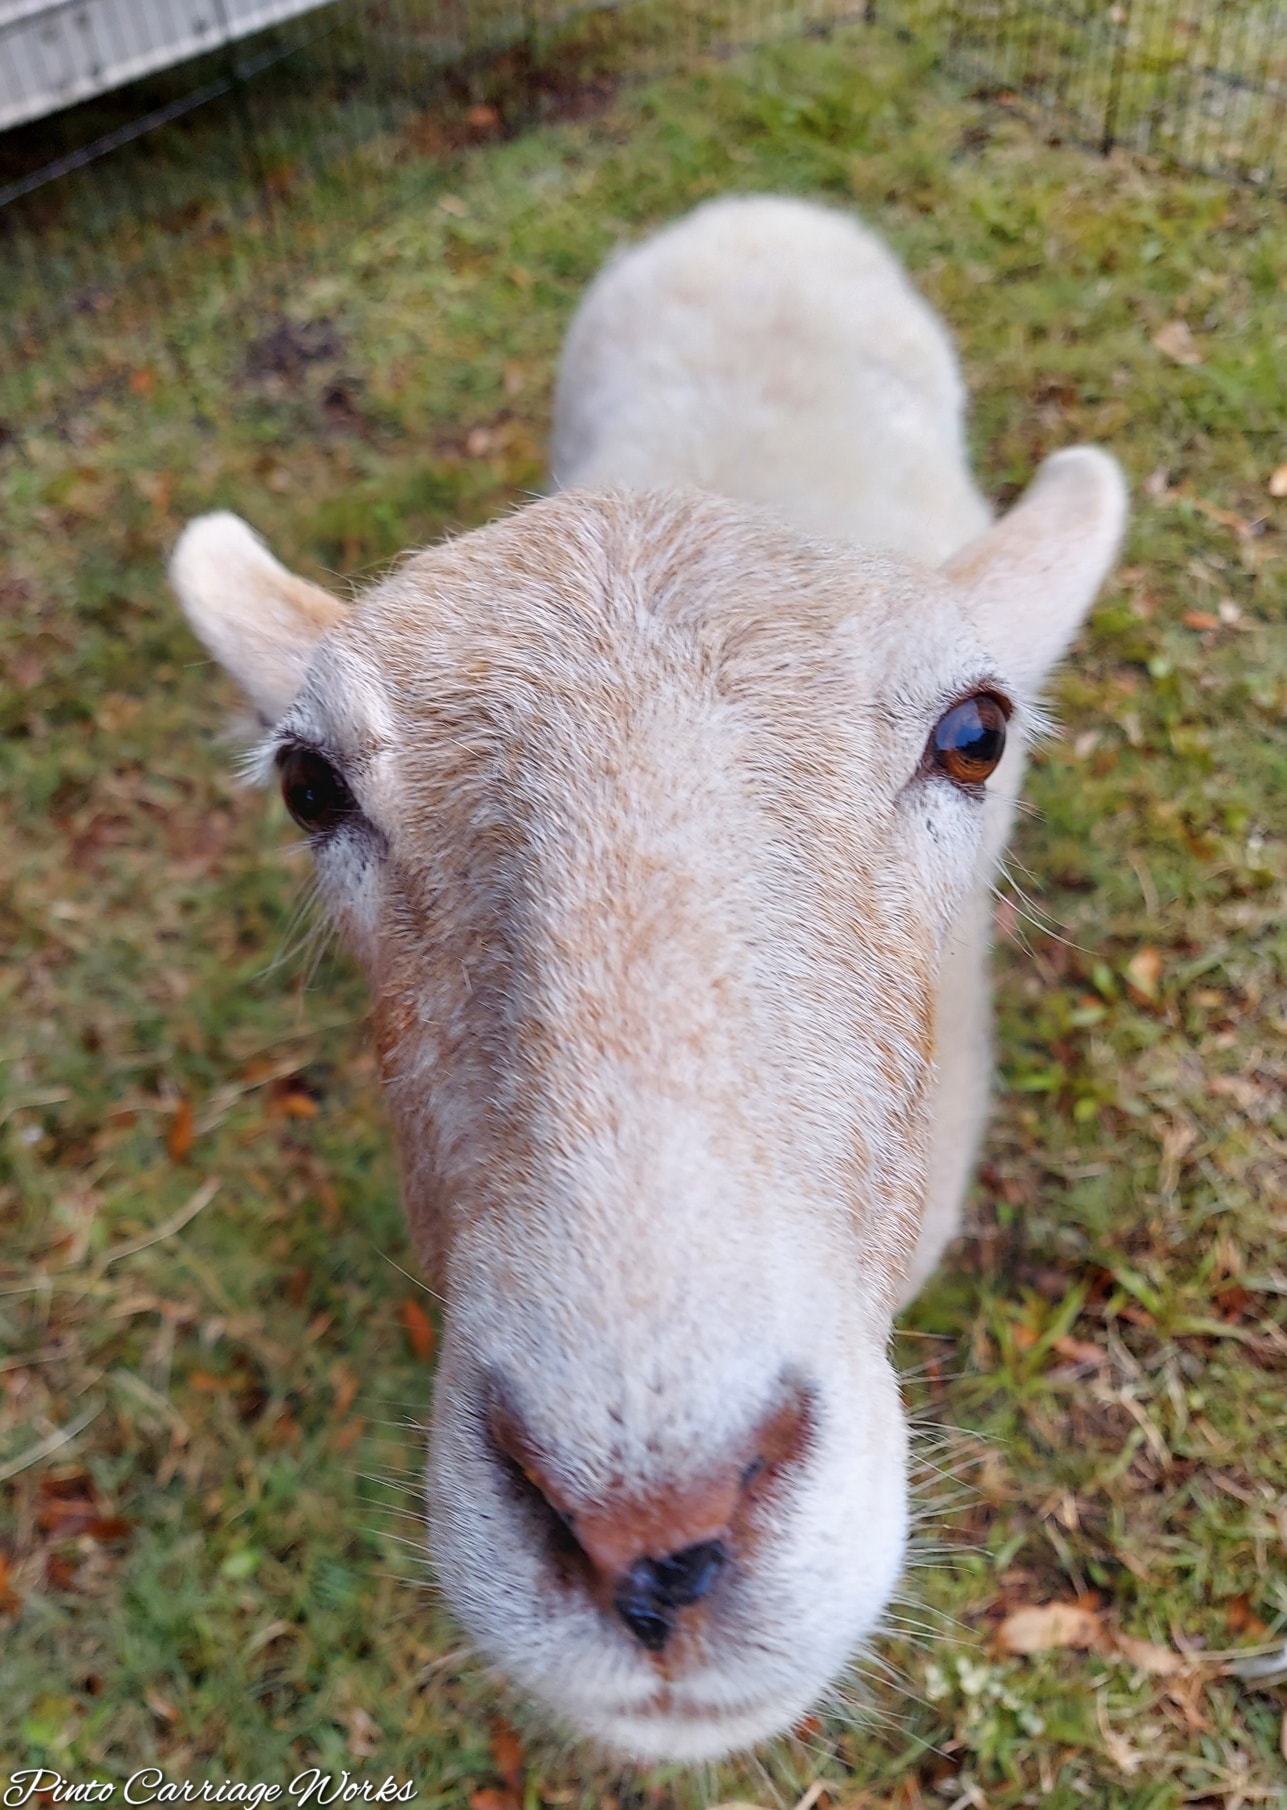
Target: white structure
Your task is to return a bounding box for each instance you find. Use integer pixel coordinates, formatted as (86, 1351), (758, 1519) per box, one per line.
(0, 0), (330, 132)
(171, 198), (1126, 1765)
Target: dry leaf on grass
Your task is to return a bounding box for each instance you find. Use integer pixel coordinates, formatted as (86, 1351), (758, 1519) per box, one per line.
(998, 1600), (1102, 1654)
(1152, 320), (1203, 366)
(265, 1075), (320, 1119)
(0, 1551), (20, 1614)
(399, 1297), (435, 1361)
(166, 1096), (194, 1162)
(1052, 1333), (1107, 1368)
(469, 1793), (520, 1810)
(328, 1418), (364, 1455)
(36, 1472), (131, 1543)
(330, 1364), (360, 1419)
(1114, 1632), (1183, 1676)
(1125, 945), (1163, 1002)
(1164, 1669), (1210, 1732)
(145, 1688), (179, 1722)
(1225, 1593), (1271, 1640)
(344, 1705), (382, 1758)
(490, 1720), (524, 1796)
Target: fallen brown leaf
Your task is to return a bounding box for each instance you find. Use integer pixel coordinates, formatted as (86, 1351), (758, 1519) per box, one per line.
(1225, 1594), (1270, 1641)
(46, 1553), (79, 1589)
(1113, 1631), (1183, 1676)
(890, 1780), (928, 1810)
(469, 1792), (519, 1810)
(1181, 609), (1219, 631)
(266, 1076), (320, 1120)
(1164, 1669), (1210, 1732)
(86, 1515), (132, 1543)
(44, 1505), (130, 1544)
(345, 1705), (382, 1758)
(1052, 1334), (1107, 1368)
(166, 1096), (194, 1163)
(39, 1471), (96, 1498)
(1125, 945), (1163, 1002)
(268, 1411), (300, 1448)
(490, 1719), (524, 1796)
(998, 1600), (1102, 1654)
(37, 1473), (100, 1537)
(1214, 1282), (1254, 1324)
(328, 1418), (364, 1455)
(0, 1551), (20, 1614)
(1209, 1073), (1272, 1116)
(400, 1297), (435, 1361)
(1152, 320), (1203, 366)
(330, 1365), (360, 1419)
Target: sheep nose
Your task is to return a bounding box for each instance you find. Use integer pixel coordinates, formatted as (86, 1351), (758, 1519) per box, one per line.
(485, 1379), (812, 1654)
(612, 1543), (728, 1650)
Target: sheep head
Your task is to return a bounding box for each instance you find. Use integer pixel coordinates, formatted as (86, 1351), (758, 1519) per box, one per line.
(171, 457), (1123, 1760)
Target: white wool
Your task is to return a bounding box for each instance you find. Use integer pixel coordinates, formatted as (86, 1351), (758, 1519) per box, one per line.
(551, 194), (993, 563)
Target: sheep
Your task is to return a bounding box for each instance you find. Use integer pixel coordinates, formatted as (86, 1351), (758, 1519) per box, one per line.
(170, 194), (1126, 1765)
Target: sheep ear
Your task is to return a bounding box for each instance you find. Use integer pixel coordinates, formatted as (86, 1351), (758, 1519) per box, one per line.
(942, 447), (1128, 697)
(170, 512), (346, 724)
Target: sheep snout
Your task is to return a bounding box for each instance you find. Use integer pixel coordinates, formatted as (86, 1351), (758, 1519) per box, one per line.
(484, 1375), (814, 1655)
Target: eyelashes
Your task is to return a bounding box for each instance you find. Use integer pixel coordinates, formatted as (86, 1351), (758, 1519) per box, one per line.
(276, 745), (362, 836)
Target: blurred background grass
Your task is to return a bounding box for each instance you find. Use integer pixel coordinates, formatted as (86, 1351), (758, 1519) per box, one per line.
(1, 12), (1285, 1806)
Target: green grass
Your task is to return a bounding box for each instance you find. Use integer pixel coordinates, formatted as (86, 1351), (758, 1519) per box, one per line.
(2, 17), (1286, 1807)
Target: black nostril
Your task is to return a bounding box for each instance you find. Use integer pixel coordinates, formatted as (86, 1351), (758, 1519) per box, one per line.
(613, 1540), (728, 1650)
(650, 1539), (727, 1608)
(613, 1588), (673, 1652)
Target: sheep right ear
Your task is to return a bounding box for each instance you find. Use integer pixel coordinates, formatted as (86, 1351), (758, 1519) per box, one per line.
(170, 513), (347, 724)
(942, 447), (1128, 699)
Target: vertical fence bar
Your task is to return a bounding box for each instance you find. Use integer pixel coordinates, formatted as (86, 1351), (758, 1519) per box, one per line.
(1101, 0), (1132, 153)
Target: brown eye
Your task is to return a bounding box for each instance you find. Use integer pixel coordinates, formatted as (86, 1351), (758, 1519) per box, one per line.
(276, 745), (359, 835)
(928, 692), (1009, 787)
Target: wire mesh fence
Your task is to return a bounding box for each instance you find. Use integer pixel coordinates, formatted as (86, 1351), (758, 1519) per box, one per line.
(944, 2), (1286, 188)
(1, 0), (1283, 435)
(2, 0), (865, 428)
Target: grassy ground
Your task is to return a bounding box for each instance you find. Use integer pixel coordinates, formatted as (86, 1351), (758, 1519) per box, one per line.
(2, 17), (1285, 1807)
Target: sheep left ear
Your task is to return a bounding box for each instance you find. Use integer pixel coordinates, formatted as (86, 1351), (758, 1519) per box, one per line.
(170, 512), (347, 724)
(942, 447), (1128, 697)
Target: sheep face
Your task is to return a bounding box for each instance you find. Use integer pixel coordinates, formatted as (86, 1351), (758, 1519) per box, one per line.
(173, 481), (1065, 1761)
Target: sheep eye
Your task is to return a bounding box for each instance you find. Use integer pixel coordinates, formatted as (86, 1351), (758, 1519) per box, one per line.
(927, 692), (1009, 788)
(276, 745), (359, 834)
